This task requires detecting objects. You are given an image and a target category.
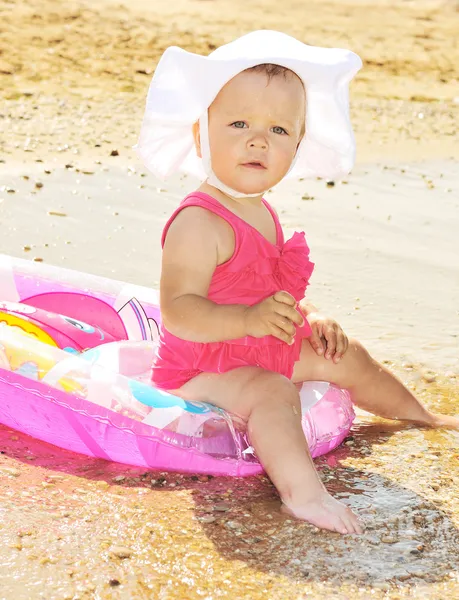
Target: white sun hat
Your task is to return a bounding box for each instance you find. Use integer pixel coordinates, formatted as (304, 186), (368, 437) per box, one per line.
(134, 30), (362, 189)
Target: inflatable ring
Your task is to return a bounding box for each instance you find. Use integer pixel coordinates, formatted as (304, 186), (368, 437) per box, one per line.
(0, 254), (355, 475)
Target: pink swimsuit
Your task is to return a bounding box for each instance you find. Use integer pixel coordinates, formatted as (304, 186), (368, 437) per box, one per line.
(151, 192), (315, 390)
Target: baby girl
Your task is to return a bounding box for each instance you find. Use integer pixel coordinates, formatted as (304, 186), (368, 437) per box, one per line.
(135, 31), (459, 535)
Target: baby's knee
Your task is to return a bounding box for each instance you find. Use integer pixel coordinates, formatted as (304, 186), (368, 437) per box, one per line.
(244, 369), (300, 412)
(347, 337), (371, 365)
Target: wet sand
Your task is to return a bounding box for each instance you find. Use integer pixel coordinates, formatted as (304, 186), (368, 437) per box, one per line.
(1, 377), (459, 599)
(1, 0), (459, 597)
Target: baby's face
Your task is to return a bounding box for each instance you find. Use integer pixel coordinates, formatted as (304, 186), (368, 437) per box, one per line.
(204, 69), (305, 196)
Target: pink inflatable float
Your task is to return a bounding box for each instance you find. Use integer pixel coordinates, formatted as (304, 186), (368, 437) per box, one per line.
(0, 254), (355, 476)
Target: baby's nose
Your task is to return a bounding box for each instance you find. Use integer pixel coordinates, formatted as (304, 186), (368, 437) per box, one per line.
(249, 136), (268, 150)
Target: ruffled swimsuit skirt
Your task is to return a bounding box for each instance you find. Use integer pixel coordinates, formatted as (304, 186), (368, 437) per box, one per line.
(151, 192), (315, 390)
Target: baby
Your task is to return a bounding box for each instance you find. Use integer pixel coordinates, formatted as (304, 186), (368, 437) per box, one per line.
(136, 32), (459, 535)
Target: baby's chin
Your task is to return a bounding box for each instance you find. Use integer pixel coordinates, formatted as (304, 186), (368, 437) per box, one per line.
(229, 183), (269, 196)
(219, 172), (284, 196)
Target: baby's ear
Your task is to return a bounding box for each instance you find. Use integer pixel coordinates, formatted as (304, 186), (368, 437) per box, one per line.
(192, 121), (202, 158)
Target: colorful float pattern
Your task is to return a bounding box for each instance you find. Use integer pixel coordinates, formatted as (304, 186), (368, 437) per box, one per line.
(0, 255), (355, 475)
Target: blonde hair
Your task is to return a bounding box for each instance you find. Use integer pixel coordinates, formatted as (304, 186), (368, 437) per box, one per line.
(245, 63), (302, 84)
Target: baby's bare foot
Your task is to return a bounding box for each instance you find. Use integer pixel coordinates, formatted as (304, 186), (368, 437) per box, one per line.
(430, 413), (459, 430)
(281, 492), (364, 535)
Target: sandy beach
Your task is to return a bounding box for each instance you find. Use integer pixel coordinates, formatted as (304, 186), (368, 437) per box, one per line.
(1, 0), (459, 598)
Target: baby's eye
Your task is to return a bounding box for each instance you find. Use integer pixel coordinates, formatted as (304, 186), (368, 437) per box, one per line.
(272, 126), (288, 135)
(231, 121), (247, 129)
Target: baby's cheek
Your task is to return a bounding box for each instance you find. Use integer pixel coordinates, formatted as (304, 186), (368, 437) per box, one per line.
(212, 151), (232, 177)
(275, 146), (297, 176)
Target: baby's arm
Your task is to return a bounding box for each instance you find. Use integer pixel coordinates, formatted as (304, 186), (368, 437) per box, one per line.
(160, 206), (303, 344)
(160, 206), (249, 343)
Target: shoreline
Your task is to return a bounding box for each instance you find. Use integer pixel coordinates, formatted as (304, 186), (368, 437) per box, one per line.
(1, 156), (458, 375)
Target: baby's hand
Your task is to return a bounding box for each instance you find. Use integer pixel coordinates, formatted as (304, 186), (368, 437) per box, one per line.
(307, 313), (348, 363)
(244, 291), (304, 344)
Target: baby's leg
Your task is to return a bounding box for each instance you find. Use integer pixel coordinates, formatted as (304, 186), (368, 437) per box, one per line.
(292, 338), (459, 430)
(170, 367), (364, 534)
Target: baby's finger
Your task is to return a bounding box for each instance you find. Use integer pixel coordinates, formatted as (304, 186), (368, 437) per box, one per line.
(308, 329), (325, 356)
(324, 328), (337, 359)
(274, 315), (296, 337)
(276, 303), (304, 327)
(289, 306), (305, 327)
(273, 290), (296, 307)
(333, 332), (348, 363)
(270, 324), (295, 345)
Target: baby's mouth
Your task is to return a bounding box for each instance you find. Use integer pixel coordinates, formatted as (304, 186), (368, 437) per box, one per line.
(241, 161), (267, 170)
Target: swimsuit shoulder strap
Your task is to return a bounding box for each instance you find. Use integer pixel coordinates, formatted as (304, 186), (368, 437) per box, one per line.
(161, 192), (247, 248)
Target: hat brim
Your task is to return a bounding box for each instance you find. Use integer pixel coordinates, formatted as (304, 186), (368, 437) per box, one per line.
(134, 30), (362, 181)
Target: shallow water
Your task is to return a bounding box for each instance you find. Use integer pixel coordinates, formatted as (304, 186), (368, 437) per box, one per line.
(0, 366), (458, 599)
